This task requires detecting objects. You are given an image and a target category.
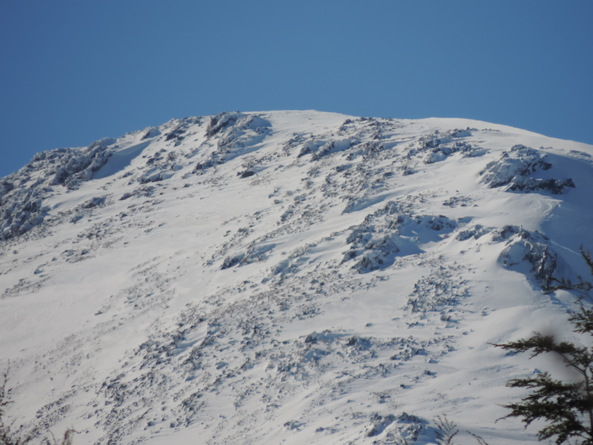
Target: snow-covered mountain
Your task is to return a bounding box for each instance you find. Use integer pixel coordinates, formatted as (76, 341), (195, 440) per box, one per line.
(1, 110), (592, 444)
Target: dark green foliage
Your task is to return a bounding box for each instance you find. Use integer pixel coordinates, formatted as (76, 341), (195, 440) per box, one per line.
(572, 306), (593, 336)
(495, 306), (593, 445)
(495, 248), (593, 444)
(581, 247), (593, 278)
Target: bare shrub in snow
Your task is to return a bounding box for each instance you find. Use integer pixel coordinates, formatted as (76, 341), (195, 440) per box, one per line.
(0, 368), (75, 445)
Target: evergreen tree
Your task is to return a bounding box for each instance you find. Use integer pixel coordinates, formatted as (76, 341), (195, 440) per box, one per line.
(496, 308), (593, 444)
(495, 249), (593, 445)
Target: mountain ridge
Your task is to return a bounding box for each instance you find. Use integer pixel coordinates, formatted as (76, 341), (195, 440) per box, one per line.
(1, 110), (592, 444)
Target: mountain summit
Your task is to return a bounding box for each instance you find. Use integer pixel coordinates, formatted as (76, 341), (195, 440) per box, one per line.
(1, 111), (592, 444)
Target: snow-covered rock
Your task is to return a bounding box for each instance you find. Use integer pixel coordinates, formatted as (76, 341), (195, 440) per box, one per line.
(0, 110), (592, 445)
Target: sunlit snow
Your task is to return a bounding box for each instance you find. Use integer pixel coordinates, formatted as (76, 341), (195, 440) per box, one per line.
(1, 110), (592, 444)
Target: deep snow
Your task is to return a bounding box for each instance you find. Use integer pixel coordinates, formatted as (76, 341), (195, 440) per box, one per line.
(0, 110), (592, 444)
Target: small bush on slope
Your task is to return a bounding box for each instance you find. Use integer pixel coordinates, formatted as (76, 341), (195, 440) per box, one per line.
(433, 416), (490, 445)
(0, 367), (74, 445)
(0, 367), (32, 445)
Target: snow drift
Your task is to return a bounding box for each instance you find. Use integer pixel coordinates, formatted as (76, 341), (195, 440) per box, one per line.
(1, 110), (592, 444)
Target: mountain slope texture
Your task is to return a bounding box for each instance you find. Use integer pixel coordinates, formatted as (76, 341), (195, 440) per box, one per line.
(1, 110), (593, 445)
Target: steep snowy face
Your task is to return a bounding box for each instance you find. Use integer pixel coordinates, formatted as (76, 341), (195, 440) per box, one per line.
(0, 110), (592, 444)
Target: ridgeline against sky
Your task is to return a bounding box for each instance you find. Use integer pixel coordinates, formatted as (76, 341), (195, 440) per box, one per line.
(1, 110), (592, 443)
(1, 0), (592, 178)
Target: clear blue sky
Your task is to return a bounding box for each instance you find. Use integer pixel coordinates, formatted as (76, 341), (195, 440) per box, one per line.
(1, 0), (592, 178)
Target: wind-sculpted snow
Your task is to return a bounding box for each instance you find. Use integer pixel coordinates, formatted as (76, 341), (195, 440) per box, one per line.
(456, 223), (564, 288)
(495, 227), (562, 289)
(0, 187), (48, 241)
(410, 128), (487, 164)
(50, 138), (116, 187)
(480, 144), (576, 194)
(407, 259), (470, 312)
(194, 112), (272, 173)
(1, 110), (592, 445)
(0, 137), (126, 240)
(342, 201), (457, 273)
(89, 269), (451, 444)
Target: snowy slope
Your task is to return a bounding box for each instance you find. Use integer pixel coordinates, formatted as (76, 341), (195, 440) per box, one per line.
(1, 110), (592, 444)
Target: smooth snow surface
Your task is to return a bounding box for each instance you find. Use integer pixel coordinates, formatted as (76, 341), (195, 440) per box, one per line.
(1, 110), (592, 444)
